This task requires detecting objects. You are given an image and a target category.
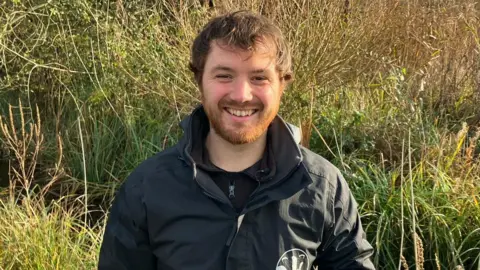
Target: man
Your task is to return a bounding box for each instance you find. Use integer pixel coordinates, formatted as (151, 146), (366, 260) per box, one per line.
(98, 10), (375, 270)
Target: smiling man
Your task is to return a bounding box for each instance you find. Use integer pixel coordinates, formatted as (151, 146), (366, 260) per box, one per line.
(98, 10), (375, 270)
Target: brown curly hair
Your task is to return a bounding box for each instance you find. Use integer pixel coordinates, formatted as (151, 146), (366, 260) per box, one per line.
(189, 10), (293, 86)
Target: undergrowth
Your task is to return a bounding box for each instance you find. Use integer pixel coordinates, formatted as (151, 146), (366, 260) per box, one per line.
(0, 0), (479, 269)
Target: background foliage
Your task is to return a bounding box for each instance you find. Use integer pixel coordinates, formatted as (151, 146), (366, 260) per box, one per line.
(0, 0), (479, 269)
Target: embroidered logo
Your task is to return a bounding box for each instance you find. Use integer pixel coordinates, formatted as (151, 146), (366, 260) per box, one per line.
(276, 248), (309, 270)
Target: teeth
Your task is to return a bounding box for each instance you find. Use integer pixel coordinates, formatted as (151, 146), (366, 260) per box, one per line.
(226, 108), (255, 117)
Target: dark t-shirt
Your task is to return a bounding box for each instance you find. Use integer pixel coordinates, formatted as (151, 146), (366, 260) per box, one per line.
(190, 123), (275, 213)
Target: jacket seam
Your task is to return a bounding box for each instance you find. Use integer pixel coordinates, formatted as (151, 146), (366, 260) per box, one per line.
(303, 167), (327, 180)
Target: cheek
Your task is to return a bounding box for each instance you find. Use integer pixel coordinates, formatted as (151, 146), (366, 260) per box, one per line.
(202, 82), (228, 102)
(255, 88), (278, 105)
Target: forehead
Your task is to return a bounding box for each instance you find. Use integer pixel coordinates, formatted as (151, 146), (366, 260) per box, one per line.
(205, 40), (277, 70)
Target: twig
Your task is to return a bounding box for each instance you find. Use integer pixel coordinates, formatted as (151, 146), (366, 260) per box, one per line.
(0, 42), (88, 74)
(409, 129), (418, 269)
(77, 117), (88, 226)
(398, 139), (405, 270)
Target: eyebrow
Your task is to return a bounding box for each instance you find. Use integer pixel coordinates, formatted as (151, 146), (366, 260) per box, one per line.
(251, 69), (267, 74)
(211, 65), (235, 73)
(210, 65), (272, 75)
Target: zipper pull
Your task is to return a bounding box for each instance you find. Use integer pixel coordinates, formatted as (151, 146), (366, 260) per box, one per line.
(228, 179), (235, 199)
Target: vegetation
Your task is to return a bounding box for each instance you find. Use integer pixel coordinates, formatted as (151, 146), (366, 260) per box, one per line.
(0, 0), (479, 269)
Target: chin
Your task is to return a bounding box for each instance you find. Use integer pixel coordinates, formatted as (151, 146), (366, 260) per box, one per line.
(221, 127), (267, 145)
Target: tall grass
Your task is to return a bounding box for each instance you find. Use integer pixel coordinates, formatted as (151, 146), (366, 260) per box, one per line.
(0, 197), (102, 270)
(0, 102), (102, 269)
(0, 0), (479, 269)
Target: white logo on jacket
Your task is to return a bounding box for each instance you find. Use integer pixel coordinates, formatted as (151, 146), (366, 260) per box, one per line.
(276, 248), (309, 270)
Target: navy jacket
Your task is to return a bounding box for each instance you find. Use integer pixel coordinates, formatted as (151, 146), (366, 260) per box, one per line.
(98, 106), (375, 270)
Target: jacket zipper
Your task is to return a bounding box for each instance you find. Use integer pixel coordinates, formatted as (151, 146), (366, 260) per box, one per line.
(225, 173), (262, 248)
(225, 164), (302, 266)
(225, 213), (244, 270)
(226, 214), (239, 247)
(228, 178), (235, 199)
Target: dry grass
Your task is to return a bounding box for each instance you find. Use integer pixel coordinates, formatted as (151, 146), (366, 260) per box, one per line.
(0, 0), (479, 269)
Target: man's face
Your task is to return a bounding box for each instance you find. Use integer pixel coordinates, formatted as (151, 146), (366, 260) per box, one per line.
(200, 40), (285, 145)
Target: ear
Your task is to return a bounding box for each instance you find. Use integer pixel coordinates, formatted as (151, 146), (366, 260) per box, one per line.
(279, 79), (288, 96)
(198, 76), (205, 94)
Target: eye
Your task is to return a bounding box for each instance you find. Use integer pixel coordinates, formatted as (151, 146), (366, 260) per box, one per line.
(215, 74), (232, 79)
(253, 76), (267, 81)
(252, 76), (270, 85)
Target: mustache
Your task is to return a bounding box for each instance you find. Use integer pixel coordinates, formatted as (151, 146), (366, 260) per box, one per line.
(218, 98), (263, 109)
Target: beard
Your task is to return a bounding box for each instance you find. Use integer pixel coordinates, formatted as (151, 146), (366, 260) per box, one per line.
(202, 95), (279, 145)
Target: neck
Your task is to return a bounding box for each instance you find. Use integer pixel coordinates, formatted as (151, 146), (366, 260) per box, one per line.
(205, 128), (267, 172)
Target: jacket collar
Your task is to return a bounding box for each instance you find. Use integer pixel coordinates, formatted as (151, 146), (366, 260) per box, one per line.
(176, 105), (311, 209)
(178, 105), (304, 178)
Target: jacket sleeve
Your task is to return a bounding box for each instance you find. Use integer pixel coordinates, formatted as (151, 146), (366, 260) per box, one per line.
(315, 172), (376, 270)
(98, 169), (156, 270)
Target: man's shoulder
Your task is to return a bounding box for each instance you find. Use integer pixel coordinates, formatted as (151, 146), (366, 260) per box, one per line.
(299, 146), (359, 207)
(123, 144), (185, 185)
(299, 146), (342, 181)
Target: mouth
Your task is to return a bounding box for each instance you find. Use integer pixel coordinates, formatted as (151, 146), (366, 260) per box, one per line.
(224, 107), (259, 117)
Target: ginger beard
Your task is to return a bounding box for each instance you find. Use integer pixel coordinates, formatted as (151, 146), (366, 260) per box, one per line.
(198, 40), (285, 145)
(201, 92), (281, 145)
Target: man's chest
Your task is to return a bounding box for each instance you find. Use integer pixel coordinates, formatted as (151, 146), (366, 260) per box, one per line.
(210, 170), (259, 212)
(145, 189), (327, 270)
(226, 203), (323, 270)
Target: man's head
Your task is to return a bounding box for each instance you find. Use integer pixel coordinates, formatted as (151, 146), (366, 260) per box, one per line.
(189, 10), (293, 145)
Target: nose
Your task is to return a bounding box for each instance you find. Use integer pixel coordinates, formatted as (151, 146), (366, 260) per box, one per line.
(230, 78), (253, 103)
